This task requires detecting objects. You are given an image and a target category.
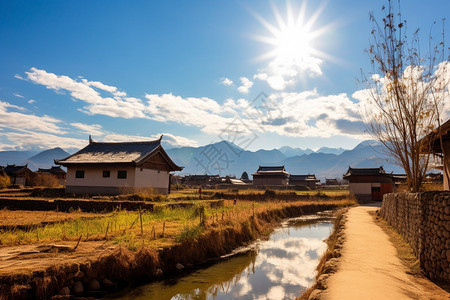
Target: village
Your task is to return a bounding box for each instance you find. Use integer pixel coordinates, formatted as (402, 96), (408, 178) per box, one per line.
(0, 120), (448, 299)
(0, 0), (449, 299)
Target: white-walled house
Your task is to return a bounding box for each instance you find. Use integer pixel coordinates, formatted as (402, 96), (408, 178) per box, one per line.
(56, 136), (183, 195)
(343, 166), (394, 201)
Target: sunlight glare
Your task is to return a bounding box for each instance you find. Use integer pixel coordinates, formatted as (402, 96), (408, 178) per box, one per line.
(274, 25), (311, 63)
(253, 1), (330, 65)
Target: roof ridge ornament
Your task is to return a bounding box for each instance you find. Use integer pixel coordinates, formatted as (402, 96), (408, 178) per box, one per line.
(89, 135), (93, 144)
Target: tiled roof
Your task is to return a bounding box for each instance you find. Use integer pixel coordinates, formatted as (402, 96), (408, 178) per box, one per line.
(56, 137), (183, 171)
(257, 166), (286, 172)
(37, 166), (66, 174)
(4, 164), (29, 175)
(420, 119), (450, 154)
(290, 174), (318, 181)
(343, 166), (388, 178)
(253, 165), (290, 176)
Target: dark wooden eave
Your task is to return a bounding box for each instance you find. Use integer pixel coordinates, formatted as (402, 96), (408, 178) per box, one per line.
(420, 119), (450, 154)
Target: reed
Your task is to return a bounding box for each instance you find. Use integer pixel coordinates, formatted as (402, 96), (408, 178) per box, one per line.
(0, 199), (355, 250)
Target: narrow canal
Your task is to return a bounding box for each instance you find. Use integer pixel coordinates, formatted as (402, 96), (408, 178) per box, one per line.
(108, 212), (334, 300)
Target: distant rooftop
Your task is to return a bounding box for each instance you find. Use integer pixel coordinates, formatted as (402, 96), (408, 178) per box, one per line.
(290, 174), (319, 181)
(343, 166), (389, 178)
(4, 164), (30, 175)
(253, 165), (290, 176)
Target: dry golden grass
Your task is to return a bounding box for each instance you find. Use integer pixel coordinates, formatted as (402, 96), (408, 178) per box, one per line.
(0, 209), (106, 227)
(0, 199), (355, 250)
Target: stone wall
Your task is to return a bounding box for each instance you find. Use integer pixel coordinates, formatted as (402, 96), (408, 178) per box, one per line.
(380, 192), (450, 282)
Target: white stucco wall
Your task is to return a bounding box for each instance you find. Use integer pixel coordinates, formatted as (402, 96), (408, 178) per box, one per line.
(349, 183), (371, 195)
(134, 168), (169, 189)
(66, 166), (136, 187)
(349, 182), (382, 195)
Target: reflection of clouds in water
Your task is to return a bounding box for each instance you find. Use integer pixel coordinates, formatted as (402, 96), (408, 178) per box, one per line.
(225, 226), (329, 299)
(124, 221), (332, 300)
(256, 237), (326, 288)
(266, 286), (285, 300)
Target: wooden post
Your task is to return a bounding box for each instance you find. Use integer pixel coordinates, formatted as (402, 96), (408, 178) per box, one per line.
(152, 226), (156, 239)
(105, 222), (110, 240)
(162, 221), (165, 237)
(73, 235), (82, 251)
(139, 207), (143, 235)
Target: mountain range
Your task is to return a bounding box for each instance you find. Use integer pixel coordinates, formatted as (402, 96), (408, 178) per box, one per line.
(0, 148), (70, 171)
(0, 140), (404, 181)
(165, 140), (404, 181)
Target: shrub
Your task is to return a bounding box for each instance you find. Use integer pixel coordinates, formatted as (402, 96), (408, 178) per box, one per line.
(0, 174), (11, 188)
(31, 174), (60, 187)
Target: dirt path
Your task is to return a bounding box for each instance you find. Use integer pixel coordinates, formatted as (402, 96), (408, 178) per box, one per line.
(321, 205), (449, 300)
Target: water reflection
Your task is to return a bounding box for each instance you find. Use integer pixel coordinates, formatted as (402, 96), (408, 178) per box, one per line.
(109, 216), (333, 300)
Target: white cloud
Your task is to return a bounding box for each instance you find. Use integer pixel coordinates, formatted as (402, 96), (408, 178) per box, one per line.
(353, 61), (450, 127)
(237, 77), (254, 94)
(28, 99), (35, 104)
(145, 93), (235, 135)
(20, 67), (369, 143)
(70, 123), (105, 136)
(221, 77), (233, 86)
(14, 74), (24, 80)
(150, 133), (199, 147)
(254, 56), (323, 90)
(26, 68), (146, 119)
(69, 122), (197, 148)
(13, 93), (24, 98)
(0, 101), (63, 134)
(251, 90), (366, 138)
(0, 130), (86, 151)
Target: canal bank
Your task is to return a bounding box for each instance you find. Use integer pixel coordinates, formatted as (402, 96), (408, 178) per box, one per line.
(0, 201), (352, 299)
(107, 213), (335, 299)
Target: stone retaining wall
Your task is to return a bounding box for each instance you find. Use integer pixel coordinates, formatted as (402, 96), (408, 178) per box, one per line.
(380, 192), (450, 282)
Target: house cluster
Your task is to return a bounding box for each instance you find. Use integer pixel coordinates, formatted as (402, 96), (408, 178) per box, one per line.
(3, 119), (448, 198)
(175, 166), (339, 189)
(0, 164), (66, 187)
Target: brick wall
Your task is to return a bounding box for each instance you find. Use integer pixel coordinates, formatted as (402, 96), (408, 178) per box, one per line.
(380, 192), (450, 282)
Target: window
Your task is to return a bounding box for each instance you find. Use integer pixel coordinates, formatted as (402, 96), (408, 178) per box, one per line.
(118, 170), (127, 179)
(75, 170), (85, 178)
(103, 170), (110, 178)
(371, 186), (381, 192)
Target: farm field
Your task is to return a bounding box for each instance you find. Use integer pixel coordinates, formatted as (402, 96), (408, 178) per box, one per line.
(0, 209), (106, 228)
(0, 198), (354, 249)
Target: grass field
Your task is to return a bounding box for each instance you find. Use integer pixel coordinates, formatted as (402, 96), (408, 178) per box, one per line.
(0, 198), (355, 250)
(168, 187), (351, 199)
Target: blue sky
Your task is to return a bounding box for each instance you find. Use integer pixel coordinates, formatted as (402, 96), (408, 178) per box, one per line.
(0, 0), (448, 152)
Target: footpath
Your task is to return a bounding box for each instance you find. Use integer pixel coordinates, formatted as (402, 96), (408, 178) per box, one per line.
(320, 205), (449, 300)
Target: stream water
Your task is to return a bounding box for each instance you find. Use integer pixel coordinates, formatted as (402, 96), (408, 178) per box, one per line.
(108, 212), (334, 300)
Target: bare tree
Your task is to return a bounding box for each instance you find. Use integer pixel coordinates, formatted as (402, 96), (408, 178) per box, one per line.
(361, 0), (449, 192)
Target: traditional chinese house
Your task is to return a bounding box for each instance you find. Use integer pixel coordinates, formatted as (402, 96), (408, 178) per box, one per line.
(36, 166), (67, 186)
(4, 164), (34, 186)
(420, 119), (450, 190)
(181, 174), (220, 187)
(343, 166), (394, 201)
(252, 166), (290, 186)
(325, 178), (339, 185)
(289, 174), (320, 189)
(56, 136), (183, 195)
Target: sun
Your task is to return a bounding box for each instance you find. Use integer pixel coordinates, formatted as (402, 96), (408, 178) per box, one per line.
(273, 23), (312, 63)
(253, 1), (329, 64)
